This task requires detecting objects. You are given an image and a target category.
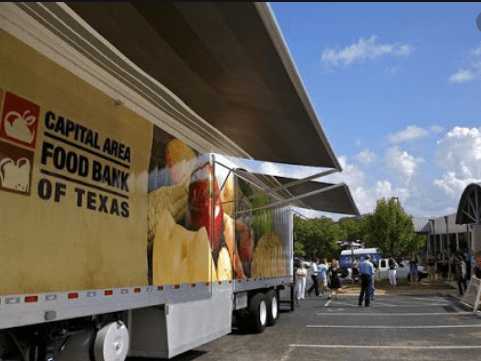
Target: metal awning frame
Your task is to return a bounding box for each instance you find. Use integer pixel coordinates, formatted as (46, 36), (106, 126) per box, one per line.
(213, 157), (344, 210)
(236, 183), (346, 215)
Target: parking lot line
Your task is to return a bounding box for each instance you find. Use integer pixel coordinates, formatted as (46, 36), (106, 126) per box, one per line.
(289, 344), (481, 350)
(306, 324), (481, 329)
(327, 303), (451, 308)
(316, 312), (473, 316)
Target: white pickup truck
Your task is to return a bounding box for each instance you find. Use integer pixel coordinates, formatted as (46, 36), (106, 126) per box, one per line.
(377, 259), (427, 281)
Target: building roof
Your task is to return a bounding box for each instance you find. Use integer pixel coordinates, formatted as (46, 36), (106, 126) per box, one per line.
(456, 183), (481, 225)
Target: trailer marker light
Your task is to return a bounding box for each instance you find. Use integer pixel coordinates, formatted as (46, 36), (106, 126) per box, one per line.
(25, 295), (38, 303)
(68, 292), (79, 300)
(104, 290), (113, 296)
(134, 288), (141, 293)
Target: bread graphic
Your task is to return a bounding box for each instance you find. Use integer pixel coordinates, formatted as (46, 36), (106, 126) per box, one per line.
(251, 232), (287, 278)
(0, 157), (30, 192)
(152, 209), (218, 285)
(4, 110), (36, 144)
(216, 246), (233, 281)
(148, 180), (189, 241)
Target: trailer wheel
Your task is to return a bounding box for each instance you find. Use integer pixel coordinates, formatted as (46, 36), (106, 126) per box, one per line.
(94, 321), (129, 361)
(248, 293), (268, 333)
(266, 290), (279, 326)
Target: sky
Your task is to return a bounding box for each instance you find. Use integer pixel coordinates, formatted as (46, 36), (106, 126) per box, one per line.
(265, 2), (481, 218)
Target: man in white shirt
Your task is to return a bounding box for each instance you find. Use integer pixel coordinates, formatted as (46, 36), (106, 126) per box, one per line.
(307, 257), (320, 296)
(318, 259), (329, 296)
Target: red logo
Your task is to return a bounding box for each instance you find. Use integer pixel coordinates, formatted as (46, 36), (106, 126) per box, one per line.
(0, 91), (39, 149)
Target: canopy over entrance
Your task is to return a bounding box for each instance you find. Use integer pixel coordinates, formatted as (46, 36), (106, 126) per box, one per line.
(456, 183), (481, 225)
(65, 2), (341, 169)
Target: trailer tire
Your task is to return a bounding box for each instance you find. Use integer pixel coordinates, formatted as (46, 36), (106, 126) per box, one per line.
(248, 293), (268, 333)
(265, 290), (279, 326)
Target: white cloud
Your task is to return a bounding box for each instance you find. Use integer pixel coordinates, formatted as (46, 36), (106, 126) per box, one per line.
(449, 43), (481, 84)
(385, 146), (423, 183)
(430, 125), (444, 134)
(449, 69), (475, 83)
(375, 180), (410, 203)
(326, 156), (410, 214)
(321, 35), (413, 67)
(388, 125), (429, 144)
(433, 172), (478, 198)
(434, 127), (481, 198)
(355, 149), (376, 164)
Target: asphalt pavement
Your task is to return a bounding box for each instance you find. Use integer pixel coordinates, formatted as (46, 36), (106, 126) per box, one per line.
(131, 292), (481, 361)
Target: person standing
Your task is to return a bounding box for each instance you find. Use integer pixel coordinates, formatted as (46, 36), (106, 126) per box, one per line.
(318, 258), (329, 297)
(295, 263), (308, 303)
(328, 259), (341, 299)
(307, 258), (320, 297)
(455, 254), (467, 296)
(427, 256), (436, 281)
(388, 257), (398, 288)
(409, 255), (419, 284)
(358, 255), (374, 307)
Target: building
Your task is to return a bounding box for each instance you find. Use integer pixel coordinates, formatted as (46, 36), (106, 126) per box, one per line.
(416, 183), (481, 259)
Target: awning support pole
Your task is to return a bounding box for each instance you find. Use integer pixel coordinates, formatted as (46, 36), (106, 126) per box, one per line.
(236, 183), (346, 214)
(268, 168), (339, 194)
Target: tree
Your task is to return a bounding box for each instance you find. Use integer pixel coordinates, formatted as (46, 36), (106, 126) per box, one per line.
(337, 217), (366, 242)
(363, 198), (421, 257)
(294, 241), (306, 257)
(294, 216), (343, 260)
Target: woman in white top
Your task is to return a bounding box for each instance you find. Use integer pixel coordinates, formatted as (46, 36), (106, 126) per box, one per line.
(295, 263), (308, 303)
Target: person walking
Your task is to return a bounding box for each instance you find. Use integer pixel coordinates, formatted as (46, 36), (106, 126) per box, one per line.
(455, 254), (467, 296)
(318, 258), (329, 297)
(295, 263), (308, 303)
(388, 257), (398, 288)
(328, 259), (341, 299)
(358, 255), (374, 307)
(307, 258), (320, 297)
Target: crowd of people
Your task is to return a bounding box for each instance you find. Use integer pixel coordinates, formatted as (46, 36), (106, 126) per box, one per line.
(294, 257), (342, 303)
(294, 250), (481, 305)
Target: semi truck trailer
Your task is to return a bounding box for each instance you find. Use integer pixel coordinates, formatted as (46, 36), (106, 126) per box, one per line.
(0, 2), (359, 360)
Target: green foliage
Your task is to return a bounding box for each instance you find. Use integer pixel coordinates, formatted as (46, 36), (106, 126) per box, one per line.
(293, 198), (423, 261)
(363, 198), (421, 257)
(337, 217), (366, 242)
(294, 241), (306, 257)
(294, 216), (342, 260)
